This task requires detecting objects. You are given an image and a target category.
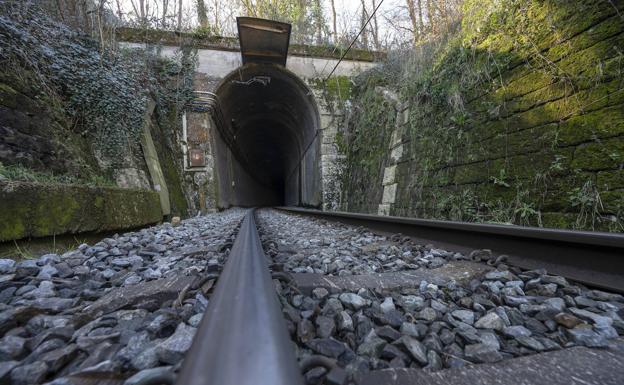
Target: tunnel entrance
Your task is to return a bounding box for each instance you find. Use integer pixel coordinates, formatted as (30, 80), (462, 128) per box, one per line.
(210, 50), (321, 207)
(209, 17), (321, 208)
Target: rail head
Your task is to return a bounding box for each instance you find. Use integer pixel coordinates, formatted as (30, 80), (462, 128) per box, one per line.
(176, 209), (303, 385)
(277, 207), (624, 249)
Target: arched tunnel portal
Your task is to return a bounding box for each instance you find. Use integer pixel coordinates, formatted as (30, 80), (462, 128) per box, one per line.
(211, 63), (322, 208)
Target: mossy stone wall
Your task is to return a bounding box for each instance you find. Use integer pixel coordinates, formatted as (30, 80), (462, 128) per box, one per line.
(341, 0), (624, 231)
(0, 181), (162, 242)
(0, 70), (100, 179)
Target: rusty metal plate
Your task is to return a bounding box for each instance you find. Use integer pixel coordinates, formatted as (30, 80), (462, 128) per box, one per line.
(189, 148), (206, 167)
(237, 17), (291, 66)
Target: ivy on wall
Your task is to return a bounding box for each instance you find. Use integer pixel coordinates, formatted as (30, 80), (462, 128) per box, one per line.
(0, 2), (196, 170)
(339, 0), (624, 232)
(340, 72), (396, 213)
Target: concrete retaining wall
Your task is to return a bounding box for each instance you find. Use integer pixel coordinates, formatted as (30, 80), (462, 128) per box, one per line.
(0, 181), (162, 242)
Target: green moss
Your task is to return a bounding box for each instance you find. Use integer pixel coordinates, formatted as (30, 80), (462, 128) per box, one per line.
(312, 76), (354, 101)
(340, 85), (396, 213)
(32, 189), (79, 237)
(0, 181), (162, 242)
(571, 138), (624, 171)
(102, 188), (162, 229)
(116, 27), (382, 62)
(0, 82), (19, 109)
(160, 154), (189, 217)
(541, 212), (576, 229)
(340, 0), (623, 231)
(559, 105), (624, 145)
(597, 170), (624, 190)
(600, 190), (624, 213)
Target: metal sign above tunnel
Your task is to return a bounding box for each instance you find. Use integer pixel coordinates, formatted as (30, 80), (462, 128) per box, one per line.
(237, 17), (291, 67)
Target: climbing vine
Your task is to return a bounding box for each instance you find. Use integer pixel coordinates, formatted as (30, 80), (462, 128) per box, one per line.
(339, 0), (624, 231)
(340, 72), (396, 213)
(0, 2), (196, 168)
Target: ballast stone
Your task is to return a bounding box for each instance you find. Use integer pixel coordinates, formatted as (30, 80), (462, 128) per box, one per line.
(339, 293), (368, 310)
(155, 323), (196, 364)
(474, 312), (505, 331)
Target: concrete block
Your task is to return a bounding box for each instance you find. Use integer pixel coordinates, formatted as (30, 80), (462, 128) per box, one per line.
(321, 143), (338, 156)
(390, 129), (402, 147)
(390, 145), (403, 163)
(397, 108), (409, 125)
(320, 114), (334, 129)
(0, 181), (162, 242)
(377, 204), (391, 216)
(382, 183), (397, 204)
(382, 165), (397, 185)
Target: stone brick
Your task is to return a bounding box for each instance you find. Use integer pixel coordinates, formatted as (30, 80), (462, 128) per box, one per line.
(382, 165), (397, 186)
(390, 145), (403, 163)
(377, 204), (391, 216)
(0, 181), (162, 242)
(559, 105), (624, 146)
(571, 138), (624, 171)
(382, 184), (397, 204)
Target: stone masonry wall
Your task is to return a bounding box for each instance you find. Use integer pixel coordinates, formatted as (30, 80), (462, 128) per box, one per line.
(0, 181), (162, 242)
(340, 0), (624, 231)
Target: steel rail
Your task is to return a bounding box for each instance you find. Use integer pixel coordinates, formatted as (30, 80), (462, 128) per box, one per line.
(277, 207), (624, 293)
(176, 209), (304, 385)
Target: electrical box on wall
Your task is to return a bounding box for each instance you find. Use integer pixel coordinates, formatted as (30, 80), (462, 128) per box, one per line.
(182, 91), (215, 172)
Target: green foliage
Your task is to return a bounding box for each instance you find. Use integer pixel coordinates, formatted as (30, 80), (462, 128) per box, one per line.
(339, 0), (624, 231)
(340, 74), (396, 212)
(0, 162), (115, 187)
(0, 3), (196, 170)
(568, 180), (604, 230)
(192, 25), (218, 38)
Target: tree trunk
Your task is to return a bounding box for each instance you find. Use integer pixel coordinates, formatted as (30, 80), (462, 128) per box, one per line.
(139, 0), (145, 21)
(196, 0), (209, 29)
(426, 0), (435, 36)
(314, 0), (323, 45)
(177, 0), (183, 30)
(405, 0), (418, 44)
(359, 0), (368, 49)
(114, 0), (122, 20)
(417, 0), (424, 36)
(330, 0), (337, 43)
(162, 0), (169, 27)
(214, 0), (220, 34)
(370, 0), (379, 49)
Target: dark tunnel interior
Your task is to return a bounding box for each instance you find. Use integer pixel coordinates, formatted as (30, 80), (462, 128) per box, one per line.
(213, 63), (321, 208)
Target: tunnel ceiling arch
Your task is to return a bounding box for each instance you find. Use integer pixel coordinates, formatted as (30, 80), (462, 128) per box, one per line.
(212, 62), (321, 207)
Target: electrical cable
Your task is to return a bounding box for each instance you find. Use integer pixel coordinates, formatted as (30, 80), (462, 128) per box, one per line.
(324, 0), (385, 82)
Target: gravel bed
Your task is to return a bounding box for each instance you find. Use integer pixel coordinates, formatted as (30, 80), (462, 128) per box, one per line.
(258, 209), (624, 385)
(0, 208), (245, 385)
(257, 209), (460, 275)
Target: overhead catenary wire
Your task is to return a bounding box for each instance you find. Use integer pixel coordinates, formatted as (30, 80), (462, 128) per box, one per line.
(284, 0), (386, 184)
(324, 0), (385, 82)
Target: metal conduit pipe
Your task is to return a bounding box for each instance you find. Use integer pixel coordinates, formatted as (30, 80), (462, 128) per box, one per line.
(176, 209), (304, 385)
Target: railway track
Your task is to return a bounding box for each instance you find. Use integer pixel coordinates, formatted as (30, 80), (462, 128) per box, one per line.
(176, 208), (624, 385)
(1, 208), (623, 385)
(277, 207), (624, 293)
(177, 209), (303, 385)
